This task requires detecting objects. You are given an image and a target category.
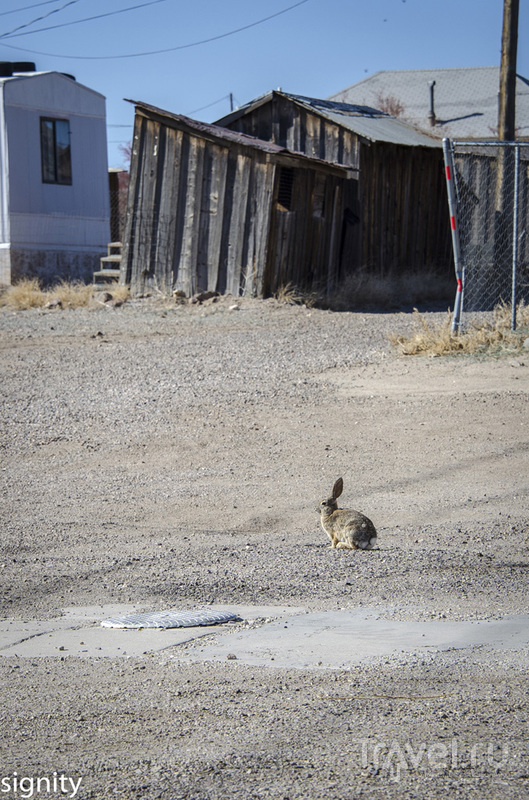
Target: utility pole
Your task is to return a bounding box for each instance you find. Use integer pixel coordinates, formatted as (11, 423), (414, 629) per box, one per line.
(498, 0), (519, 140)
(493, 0), (520, 319)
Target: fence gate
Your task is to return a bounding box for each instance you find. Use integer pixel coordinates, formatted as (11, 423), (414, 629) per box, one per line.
(443, 139), (529, 331)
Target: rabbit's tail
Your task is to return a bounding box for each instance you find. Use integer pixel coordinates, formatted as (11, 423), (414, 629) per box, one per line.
(358, 535), (377, 550)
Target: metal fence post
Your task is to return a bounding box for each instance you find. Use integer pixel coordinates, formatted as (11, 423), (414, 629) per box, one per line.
(511, 144), (520, 330)
(442, 138), (464, 332)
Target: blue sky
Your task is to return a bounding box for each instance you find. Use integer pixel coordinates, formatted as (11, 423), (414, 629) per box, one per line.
(1, 0), (527, 168)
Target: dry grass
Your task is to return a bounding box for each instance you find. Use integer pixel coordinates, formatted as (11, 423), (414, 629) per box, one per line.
(328, 269), (455, 311)
(273, 269), (452, 311)
(51, 280), (95, 308)
(0, 279), (129, 310)
(274, 282), (318, 307)
(0, 278), (44, 309)
(390, 301), (529, 356)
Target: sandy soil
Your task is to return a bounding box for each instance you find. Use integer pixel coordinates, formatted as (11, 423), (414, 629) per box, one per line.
(0, 295), (528, 799)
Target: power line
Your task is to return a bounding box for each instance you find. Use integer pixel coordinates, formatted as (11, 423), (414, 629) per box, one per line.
(2, 0), (169, 40)
(187, 95), (233, 116)
(0, 0), (310, 59)
(0, 1), (64, 19)
(107, 94), (239, 125)
(0, 0), (83, 40)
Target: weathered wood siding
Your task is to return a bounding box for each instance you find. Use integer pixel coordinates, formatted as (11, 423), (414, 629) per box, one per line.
(360, 141), (452, 271)
(264, 167), (357, 295)
(223, 94), (452, 275)
(122, 112), (278, 296)
(226, 93), (361, 170)
(121, 105), (356, 298)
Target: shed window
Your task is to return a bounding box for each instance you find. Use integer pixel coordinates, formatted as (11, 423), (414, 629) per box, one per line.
(40, 118), (72, 185)
(277, 167), (294, 210)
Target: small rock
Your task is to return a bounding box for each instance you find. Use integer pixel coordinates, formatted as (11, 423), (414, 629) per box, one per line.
(192, 290), (220, 304)
(226, 653), (237, 660)
(45, 297), (62, 310)
(523, 337), (529, 351)
(97, 291), (113, 304)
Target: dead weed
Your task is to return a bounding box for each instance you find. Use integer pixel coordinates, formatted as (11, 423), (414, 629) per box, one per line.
(0, 279), (129, 310)
(390, 302), (529, 356)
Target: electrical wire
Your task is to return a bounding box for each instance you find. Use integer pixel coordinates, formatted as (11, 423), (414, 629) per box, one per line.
(0, 0), (310, 59)
(187, 95), (234, 116)
(0, 1), (65, 18)
(0, 0), (83, 40)
(107, 94), (238, 127)
(2, 0), (169, 40)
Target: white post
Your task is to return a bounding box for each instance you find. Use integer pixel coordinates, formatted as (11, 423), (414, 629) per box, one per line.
(442, 138), (464, 332)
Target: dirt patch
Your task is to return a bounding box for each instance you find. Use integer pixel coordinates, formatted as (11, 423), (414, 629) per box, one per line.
(1, 297), (528, 798)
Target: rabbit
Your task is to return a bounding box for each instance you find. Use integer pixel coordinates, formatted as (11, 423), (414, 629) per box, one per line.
(318, 477), (377, 550)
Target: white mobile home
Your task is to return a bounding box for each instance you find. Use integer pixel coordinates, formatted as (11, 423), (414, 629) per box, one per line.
(0, 65), (110, 285)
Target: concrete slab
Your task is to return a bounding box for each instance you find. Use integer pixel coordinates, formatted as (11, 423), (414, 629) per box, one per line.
(176, 608), (529, 669)
(0, 604), (304, 659)
(0, 605), (527, 666)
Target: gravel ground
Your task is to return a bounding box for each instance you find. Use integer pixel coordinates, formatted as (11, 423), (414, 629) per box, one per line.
(1, 295), (528, 799)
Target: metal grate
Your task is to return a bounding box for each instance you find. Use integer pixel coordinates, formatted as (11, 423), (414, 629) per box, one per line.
(101, 609), (240, 629)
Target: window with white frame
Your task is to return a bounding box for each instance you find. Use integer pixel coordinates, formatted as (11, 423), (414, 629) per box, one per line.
(40, 117), (72, 185)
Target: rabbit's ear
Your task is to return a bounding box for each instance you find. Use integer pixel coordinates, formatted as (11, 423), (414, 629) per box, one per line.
(332, 477), (343, 500)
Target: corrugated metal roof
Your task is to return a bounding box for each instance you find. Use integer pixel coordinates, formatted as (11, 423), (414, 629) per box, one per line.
(127, 99), (354, 174)
(215, 90), (443, 148)
(328, 66), (529, 140)
(287, 93), (442, 147)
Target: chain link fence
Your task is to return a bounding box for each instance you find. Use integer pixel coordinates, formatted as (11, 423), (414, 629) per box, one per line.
(443, 139), (529, 331)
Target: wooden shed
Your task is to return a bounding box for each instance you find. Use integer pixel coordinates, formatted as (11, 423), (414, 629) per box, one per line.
(216, 91), (453, 274)
(121, 100), (356, 298)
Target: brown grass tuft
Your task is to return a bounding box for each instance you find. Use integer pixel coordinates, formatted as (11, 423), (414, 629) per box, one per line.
(51, 280), (95, 308)
(0, 278), (45, 309)
(274, 282), (318, 307)
(0, 279), (129, 310)
(390, 301), (529, 356)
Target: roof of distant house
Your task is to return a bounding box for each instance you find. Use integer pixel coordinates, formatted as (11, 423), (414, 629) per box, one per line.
(328, 66), (529, 140)
(216, 90), (443, 149)
(0, 68), (104, 99)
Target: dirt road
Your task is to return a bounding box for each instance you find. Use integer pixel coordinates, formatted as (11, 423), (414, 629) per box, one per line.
(1, 296), (527, 799)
